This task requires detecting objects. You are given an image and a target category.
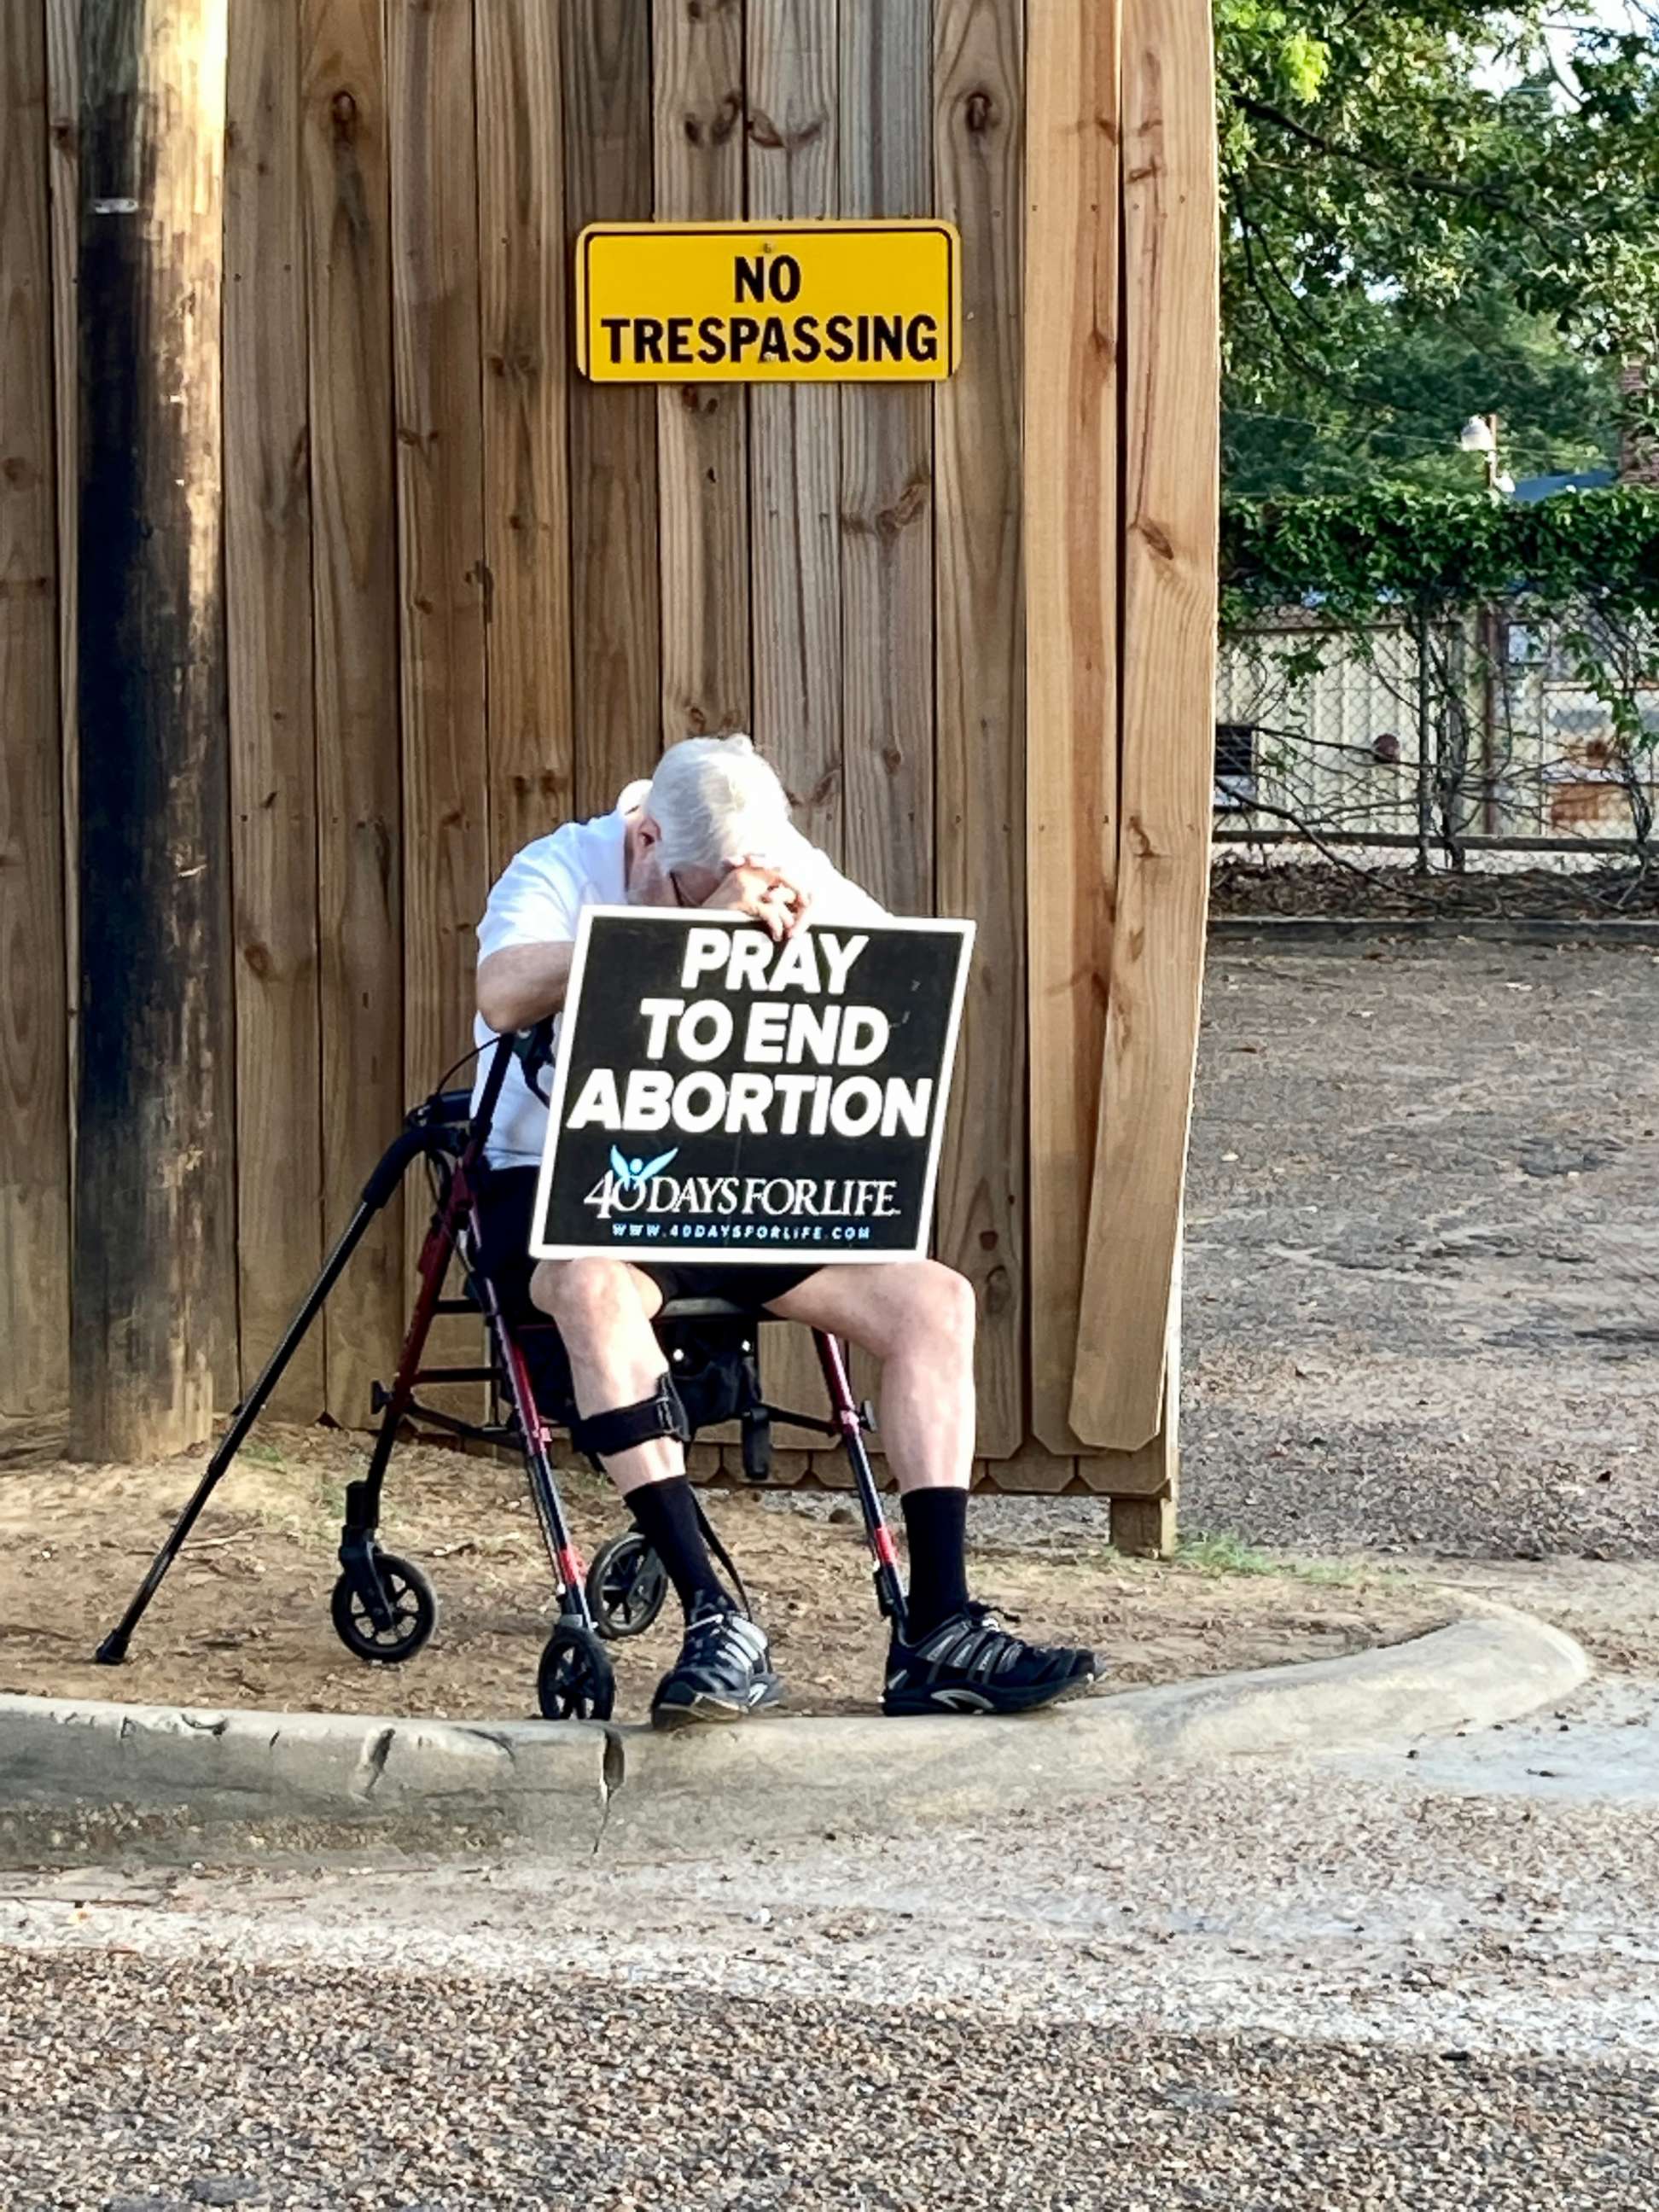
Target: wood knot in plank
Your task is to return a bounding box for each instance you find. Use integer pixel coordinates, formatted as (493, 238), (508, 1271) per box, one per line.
(747, 108), (824, 154)
(963, 90), (998, 135)
(877, 471), (931, 540)
(684, 95), (742, 148)
(1137, 518), (1174, 561)
(241, 941), (272, 981)
(841, 469), (931, 542)
(1126, 815), (1161, 861)
(330, 90), (359, 142)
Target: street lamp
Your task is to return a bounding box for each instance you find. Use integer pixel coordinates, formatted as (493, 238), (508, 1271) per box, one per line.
(1458, 412), (1496, 455)
(1457, 416), (1509, 834)
(1458, 412), (1512, 499)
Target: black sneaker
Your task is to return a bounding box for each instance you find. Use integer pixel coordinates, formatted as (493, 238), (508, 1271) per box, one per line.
(882, 1603), (1099, 1717)
(650, 1600), (783, 1731)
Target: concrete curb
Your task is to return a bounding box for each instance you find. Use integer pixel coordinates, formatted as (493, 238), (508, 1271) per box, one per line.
(1211, 915), (1659, 948)
(0, 1610), (1589, 1866)
(0, 1701), (617, 1864)
(602, 1608), (1589, 1853)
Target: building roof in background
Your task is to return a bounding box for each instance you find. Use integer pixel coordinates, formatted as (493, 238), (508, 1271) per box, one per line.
(1510, 469), (1616, 504)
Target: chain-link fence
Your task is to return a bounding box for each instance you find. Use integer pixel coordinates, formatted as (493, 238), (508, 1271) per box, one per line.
(1214, 601), (1659, 869)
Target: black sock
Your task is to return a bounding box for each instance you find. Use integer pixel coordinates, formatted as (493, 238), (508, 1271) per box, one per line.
(626, 1476), (731, 1620)
(900, 1487), (970, 1641)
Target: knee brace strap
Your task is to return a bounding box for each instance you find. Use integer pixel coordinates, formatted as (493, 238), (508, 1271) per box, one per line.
(569, 1373), (690, 1465)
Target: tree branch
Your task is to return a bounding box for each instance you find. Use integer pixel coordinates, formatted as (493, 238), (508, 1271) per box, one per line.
(1231, 91), (1524, 213)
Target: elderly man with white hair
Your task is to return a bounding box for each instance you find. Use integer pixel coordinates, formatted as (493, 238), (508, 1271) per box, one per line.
(473, 733), (1098, 1728)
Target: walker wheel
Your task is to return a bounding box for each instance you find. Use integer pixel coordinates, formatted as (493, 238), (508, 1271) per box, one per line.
(538, 1623), (615, 1721)
(329, 1551), (437, 1664)
(586, 1530), (669, 1641)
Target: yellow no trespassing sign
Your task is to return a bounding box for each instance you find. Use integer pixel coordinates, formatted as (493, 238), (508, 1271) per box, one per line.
(575, 220), (961, 384)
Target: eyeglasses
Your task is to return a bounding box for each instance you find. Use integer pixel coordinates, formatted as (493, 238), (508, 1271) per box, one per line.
(669, 866), (725, 907)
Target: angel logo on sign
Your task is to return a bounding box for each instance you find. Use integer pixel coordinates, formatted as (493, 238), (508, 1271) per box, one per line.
(610, 1146), (678, 1191)
(589, 1146), (679, 1220)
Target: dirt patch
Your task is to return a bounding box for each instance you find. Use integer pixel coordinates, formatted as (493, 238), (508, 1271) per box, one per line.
(0, 1425), (1449, 1725)
(1212, 858), (1659, 923)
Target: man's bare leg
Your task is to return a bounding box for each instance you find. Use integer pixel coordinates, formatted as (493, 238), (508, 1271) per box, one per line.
(767, 1259), (1097, 1709)
(765, 1259), (977, 1492)
(529, 1257), (674, 1493)
(531, 1255), (777, 1725)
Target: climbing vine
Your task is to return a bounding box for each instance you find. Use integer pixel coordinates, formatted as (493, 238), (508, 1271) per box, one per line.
(1221, 486), (1659, 633)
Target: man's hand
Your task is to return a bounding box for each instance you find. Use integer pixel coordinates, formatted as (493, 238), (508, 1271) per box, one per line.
(701, 860), (812, 940)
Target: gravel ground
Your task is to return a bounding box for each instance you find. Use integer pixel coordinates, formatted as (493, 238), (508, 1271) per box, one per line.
(2, 1949), (1655, 2211)
(1173, 936), (1658, 1560)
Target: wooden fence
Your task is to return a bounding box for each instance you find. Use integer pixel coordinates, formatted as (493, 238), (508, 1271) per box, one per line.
(1, 0), (1216, 1541)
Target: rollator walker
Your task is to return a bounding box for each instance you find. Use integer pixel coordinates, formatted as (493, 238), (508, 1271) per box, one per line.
(96, 1027), (908, 1721)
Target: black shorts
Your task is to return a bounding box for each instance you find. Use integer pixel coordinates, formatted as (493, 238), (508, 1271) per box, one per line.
(474, 1167), (822, 1324)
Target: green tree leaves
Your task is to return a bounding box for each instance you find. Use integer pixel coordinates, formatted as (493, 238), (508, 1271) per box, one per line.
(1219, 3), (1657, 493)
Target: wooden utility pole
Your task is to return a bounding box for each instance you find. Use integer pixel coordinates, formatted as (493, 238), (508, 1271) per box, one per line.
(1, 3), (71, 1448)
(72, 0), (235, 1459)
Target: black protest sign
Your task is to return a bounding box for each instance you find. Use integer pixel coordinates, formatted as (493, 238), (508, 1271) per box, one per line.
(530, 910), (973, 1263)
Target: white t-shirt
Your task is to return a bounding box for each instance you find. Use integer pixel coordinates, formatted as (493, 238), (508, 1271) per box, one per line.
(472, 790), (887, 1166)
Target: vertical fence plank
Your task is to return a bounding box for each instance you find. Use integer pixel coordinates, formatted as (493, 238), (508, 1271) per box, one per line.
(1073, 1234), (1182, 1552)
(302, 0), (405, 1423)
(748, 0), (841, 852)
(747, 0), (842, 1436)
(654, 0), (749, 748)
(647, 0), (752, 1458)
(44, 0), (77, 1188)
(565, 0), (659, 813)
(1024, 0), (1121, 1457)
(73, 0), (236, 1458)
(933, 0), (1025, 1456)
(226, 0), (323, 1411)
(387, 0), (487, 1113)
(388, 0), (489, 1402)
(832, 0), (931, 1431)
(0, 0), (68, 1446)
(839, 0), (932, 914)
(477, 0), (575, 875)
(1070, 0), (1217, 1448)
